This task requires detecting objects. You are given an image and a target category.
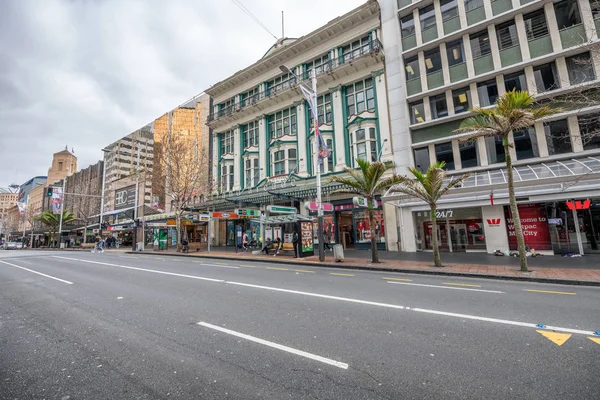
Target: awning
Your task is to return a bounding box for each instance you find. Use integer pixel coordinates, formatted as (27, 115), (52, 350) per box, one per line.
(384, 156), (600, 206)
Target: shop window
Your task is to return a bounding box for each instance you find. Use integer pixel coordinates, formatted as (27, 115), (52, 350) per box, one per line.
(459, 141), (479, 168)
(544, 119), (572, 155)
(513, 127), (540, 160)
(470, 30), (491, 58)
(452, 87), (471, 114)
(554, 0), (581, 29)
(350, 128), (378, 166)
(410, 101), (425, 124)
(400, 14), (415, 38)
(405, 56), (420, 80)
(446, 39), (465, 66)
(523, 9), (549, 40)
(465, 0), (484, 11)
(496, 20), (519, 49)
(430, 94), (448, 119)
(414, 208), (487, 251)
(485, 136), (505, 164)
(435, 142), (455, 170)
(533, 62), (560, 92)
(354, 209), (385, 244)
(477, 79), (498, 106)
(420, 5), (436, 30)
(504, 71), (527, 92)
(441, 0), (458, 21)
(414, 147), (431, 172)
(566, 52), (596, 85)
(578, 114), (600, 150)
(424, 48), (442, 74)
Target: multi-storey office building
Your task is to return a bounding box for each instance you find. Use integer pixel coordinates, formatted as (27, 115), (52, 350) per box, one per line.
(382, 0), (600, 254)
(200, 1), (397, 250)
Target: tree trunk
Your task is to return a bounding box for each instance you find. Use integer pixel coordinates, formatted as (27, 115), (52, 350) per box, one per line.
(504, 140), (528, 272)
(431, 205), (442, 267)
(83, 223), (88, 244)
(368, 207), (379, 263)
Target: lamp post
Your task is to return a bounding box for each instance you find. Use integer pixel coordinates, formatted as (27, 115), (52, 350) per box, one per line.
(58, 167), (70, 248)
(279, 65), (325, 261)
(99, 147), (113, 237)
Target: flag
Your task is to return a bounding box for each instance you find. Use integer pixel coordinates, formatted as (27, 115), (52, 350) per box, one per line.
(16, 202), (26, 216)
(299, 85), (330, 165)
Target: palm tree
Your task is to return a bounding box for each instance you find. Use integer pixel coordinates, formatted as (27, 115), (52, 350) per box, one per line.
(454, 90), (560, 272)
(330, 159), (404, 263)
(34, 210), (77, 245)
(393, 162), (471, 268)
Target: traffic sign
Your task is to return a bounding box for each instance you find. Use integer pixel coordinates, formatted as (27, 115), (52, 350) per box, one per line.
(352, 197), (378, 208)
(304, 202), (334, 212)
(267, 205), (297, 214)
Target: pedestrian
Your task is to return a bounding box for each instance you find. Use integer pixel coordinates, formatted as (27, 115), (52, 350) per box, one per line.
(242, 232), (249, 252)
(273, 237), (282, 257)
(261, 238), (272, 255)
(292, 230), (299, 258)
(181, 238), (189, 253)
(323, 232), (332, 251)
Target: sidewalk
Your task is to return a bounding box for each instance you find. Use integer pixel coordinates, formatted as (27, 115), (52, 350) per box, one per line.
(131, 248), (600, 286)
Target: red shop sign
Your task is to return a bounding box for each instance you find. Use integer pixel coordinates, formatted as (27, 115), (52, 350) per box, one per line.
(504, 203), (551, 251)
(566, 200), (591, 210)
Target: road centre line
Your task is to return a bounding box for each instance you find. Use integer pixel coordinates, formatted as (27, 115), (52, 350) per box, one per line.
(383, 277), (412, 282)
(388, 281), (503, 294)
(201, 263), (239, 269)
(443, 283), (481, 288)
(524, 289), (576, 295)
(0, 260), (73, 285)
(240, 264), (258, 268)
(266, 267), (289, 271)
(330, 273), (354, 277)
(198, 322), (348, 370)
(50, 256), (597, 336)
(295, 270), (315, 273)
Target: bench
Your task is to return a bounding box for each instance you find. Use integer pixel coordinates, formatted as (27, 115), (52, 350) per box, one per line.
(273, 242), (295, 256)
(80, 243), (96, 249)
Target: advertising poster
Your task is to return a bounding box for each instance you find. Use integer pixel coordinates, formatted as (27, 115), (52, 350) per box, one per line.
(313, 214), (335, 244)
(504, 203), (551, 250)
(354, 210), (385, 243)
(301, 221), (314, 252)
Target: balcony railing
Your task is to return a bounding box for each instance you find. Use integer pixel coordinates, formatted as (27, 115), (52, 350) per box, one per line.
(208, 39), (383, 122)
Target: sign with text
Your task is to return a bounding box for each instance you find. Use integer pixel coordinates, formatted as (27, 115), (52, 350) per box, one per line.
(504, 203), (551, 250)
(114, 185), (136, 210)
(266, 205), (297, 214)
(352, 197), (378, 209)
(235, 209), (262, 217)
(304, 202), (333, 212)
(211, 212), (239, 219)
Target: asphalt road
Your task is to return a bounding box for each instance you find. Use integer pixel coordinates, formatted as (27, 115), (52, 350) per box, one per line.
(1, 250), (599, 399)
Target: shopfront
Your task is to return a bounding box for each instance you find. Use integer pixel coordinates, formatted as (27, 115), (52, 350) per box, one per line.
(414, 207), (486, 252)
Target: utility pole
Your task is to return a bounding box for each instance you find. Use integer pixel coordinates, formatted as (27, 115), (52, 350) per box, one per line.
(132, 143), (141, 251)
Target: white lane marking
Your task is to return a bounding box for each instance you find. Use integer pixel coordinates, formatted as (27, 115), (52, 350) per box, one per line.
(51, 256), (597, 336)
(0, 260), (74, 285)
(53, 256), (223, 283)
(201, 263), (239, 269)
(227, 281), (405, 310)
(198, 322), (348, 370)
(411, 308), (595, 335)
(387, 281), (504, 294)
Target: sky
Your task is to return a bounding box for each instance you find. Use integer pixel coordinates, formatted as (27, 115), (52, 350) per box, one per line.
(0, 0), (366, 189)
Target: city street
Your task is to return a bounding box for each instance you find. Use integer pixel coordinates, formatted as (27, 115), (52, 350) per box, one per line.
(1, 250), (599, 399)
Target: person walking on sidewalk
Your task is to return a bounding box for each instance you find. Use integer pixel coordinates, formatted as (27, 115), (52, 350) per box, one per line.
(323, 232), (332, 251)
(292, 230), (299, 258)
(242, 232), (249, 252)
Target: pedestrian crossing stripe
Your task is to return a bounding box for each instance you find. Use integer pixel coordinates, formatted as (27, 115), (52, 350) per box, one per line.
(537, 330), (572, 346)
(589, 337), (600, 346)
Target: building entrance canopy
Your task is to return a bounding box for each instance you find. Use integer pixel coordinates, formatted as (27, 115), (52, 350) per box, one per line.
(384, 156), (600, 207)
(257, 214), (313, 225)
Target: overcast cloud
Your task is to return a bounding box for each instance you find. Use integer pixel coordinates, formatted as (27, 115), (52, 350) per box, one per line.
(0, 0), (366, 188)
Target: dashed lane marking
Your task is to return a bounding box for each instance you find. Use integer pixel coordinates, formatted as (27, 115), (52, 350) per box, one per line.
(383, 277), (412, 282)
(388, 281), (503, 294)
(266, 267), (289, 271)
(443, 282), (481, 288)
(240, 264), (258, 268)
(524, 289), (576, 295)
(295, 270), (315, 273)
(330, 273), (354, 277)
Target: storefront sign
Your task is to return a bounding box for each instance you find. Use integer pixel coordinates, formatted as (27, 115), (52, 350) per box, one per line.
(211, 212), (239, 219)
(486, 218), (501, 227)
(352, 197), (378, 209)
(334, 204), (354, 211)
(235, 209), (262, 217)
(267, 205), (296, 214)
(566, 200), (591, 210)
(114, 185), (136, 210)
(305, 202), (334, 212)
(436, 210), (453, 218)
(107, 225), (125, 231)
(504, 203), (551, 250)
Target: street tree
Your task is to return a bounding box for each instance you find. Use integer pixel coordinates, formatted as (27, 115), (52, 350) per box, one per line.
(154, 132), (210, 250)
(392, 162), (471, 268)
(34, 210), (76, 246)
(0, 213), (19, 248)
(454, 90), (560, 272)
(330, 159), (403, 263)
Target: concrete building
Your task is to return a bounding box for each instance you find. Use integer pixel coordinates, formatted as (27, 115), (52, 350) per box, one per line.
(0, 190), (19, 241)
(381, 0), (600, 255)
(63, 160), (104, 229)
(199, 0), (394, 250)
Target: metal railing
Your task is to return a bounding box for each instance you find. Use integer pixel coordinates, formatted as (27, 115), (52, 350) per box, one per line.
(208, 39), (383, 122)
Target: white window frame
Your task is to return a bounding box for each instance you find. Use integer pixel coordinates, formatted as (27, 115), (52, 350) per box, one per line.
(269, 107), (297, 140)
(349, 125), (378, 167)
(346, 78), (375, 116)
(270, 145), (298, 177)
(221, 163), (234, 192)
(243, 121), (259, 149)
(221, 130), (234, 155)
(244, 157), (260, 187)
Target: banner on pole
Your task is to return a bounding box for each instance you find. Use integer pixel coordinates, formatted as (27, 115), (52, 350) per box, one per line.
(16, 202), (26, 216)
(300, 85), (330, 164)
(51, 187), (63, 215)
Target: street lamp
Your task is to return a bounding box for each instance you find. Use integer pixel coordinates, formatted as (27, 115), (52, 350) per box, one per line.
(99, 147), (113, 237)
(279, 64), (325, 262)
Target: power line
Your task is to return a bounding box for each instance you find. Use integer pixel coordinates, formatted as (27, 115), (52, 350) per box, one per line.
(230, 0), (278, 40)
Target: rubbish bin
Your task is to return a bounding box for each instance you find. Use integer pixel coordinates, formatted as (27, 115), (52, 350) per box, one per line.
(333, 244), (344, 262)
(136, 242), (144, 252)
